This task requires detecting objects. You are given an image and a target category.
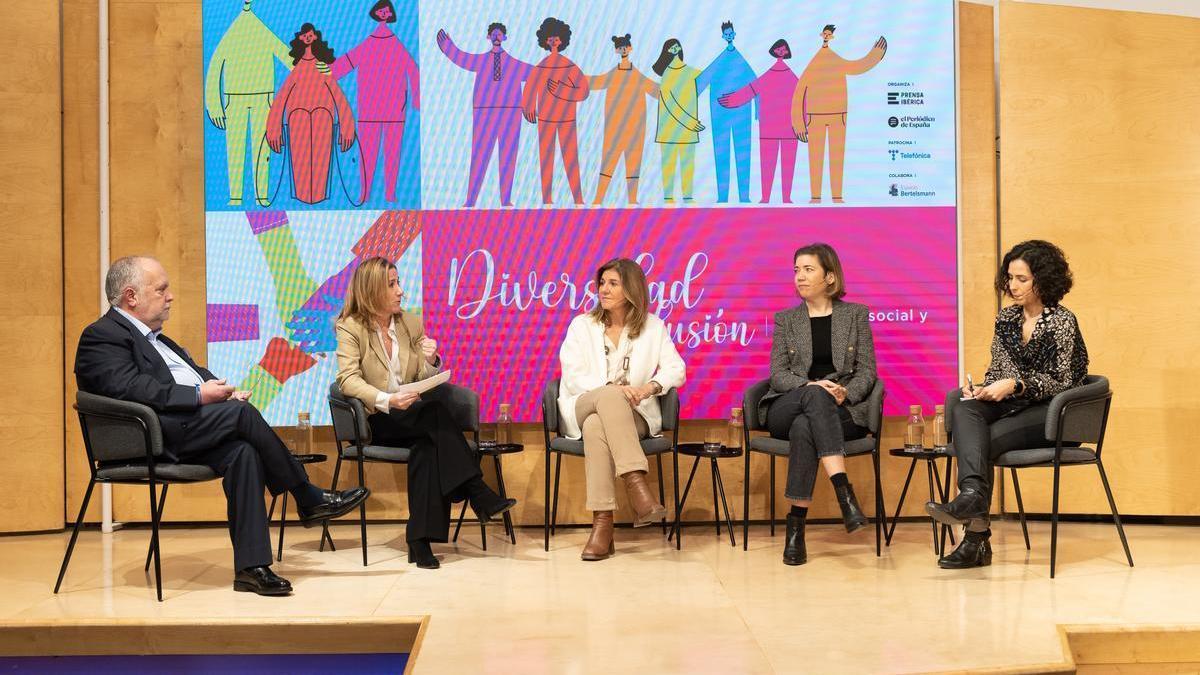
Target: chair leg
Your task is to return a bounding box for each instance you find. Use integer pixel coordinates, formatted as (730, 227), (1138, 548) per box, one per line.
(710, 459), (720, 538)
(544, 449), (551, 552)
(145, 484), (168, 571)
(1010, 468), (1031, 551)
(713, 459), (736, 548)
(673, 443), (681, 551)
(925, 461), (940, 555)
(769, 456), (776, 537)
(267, 493), (278, 523)
(1096, 460), (1134, 568)
(668, 457), (702, 542)
(656, 454), (667, 537)
(452, 500), (469, 543)
(55, 479), (96, 594)
(931, 460), (955, 555)
(1050, 462), (1061, 579)
(321, 455), (343, 553)
(743, 450), (751, 552)
(873, 449), (884, 557)
(148, 479), (163, 602)
(943, 457), (957, 548)
(495, 455), (516, 545)
(550, 454), (563, 536)
(356, 455), (368, 567)
(886, 459), (918, 546)
(275, 493), (288, 562)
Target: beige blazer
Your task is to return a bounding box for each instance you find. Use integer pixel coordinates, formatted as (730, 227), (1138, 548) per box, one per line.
(335, 313), (439, 408)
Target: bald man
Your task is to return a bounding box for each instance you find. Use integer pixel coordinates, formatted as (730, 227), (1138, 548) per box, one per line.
(75, 256), (369, 596)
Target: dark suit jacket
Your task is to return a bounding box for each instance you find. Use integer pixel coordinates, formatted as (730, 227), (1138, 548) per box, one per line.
(759, 300), (878, 429)
(74, 309), (216, 459)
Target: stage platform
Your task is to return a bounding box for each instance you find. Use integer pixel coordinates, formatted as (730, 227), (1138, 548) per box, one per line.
(3, 520), (1198, 673)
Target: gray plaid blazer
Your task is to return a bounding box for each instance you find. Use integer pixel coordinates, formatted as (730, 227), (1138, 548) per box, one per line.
(758, 300), (878, 429)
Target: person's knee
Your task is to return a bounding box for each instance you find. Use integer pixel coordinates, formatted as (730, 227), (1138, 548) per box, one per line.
(788, 416), (812, 442)
(581, 415), (605, 442)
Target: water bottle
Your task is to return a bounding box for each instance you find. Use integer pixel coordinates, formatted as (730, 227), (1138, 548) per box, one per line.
(728, 407), (744, 450)
(496, 403), (513, 447)
(904, 405), (926, 451)
(932, 404), (948, 452)
(296, 411), (313, 456)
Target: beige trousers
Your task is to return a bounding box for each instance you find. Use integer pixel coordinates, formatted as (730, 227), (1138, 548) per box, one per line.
(576, 386), (651, 511)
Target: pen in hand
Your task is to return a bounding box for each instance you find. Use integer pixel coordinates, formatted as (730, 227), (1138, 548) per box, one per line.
(966, 373), (976, 398)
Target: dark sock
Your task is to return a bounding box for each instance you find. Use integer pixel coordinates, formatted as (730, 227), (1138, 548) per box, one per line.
(830, 472), (850, 489)
(789, 505), (808, 519)
(290, 483), (326, 509)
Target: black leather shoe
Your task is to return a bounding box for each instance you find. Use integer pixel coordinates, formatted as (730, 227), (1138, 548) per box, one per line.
(938, 534), (993, 569)
(407, 540), (440, 569)
(297, 487), (370, 527)
(233, 565), (292, 596)
(783, 513), (807, 566)
(834, 483), (869, 534)
(925, 486), (989, 528)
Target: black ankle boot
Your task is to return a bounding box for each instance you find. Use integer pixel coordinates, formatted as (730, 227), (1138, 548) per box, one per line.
(938, 532), (992, 569)
(407, 539), (440, 569)
(834, 483), (868, 533)
(926, 486), (990, 527)
(783, 513), (807, 566)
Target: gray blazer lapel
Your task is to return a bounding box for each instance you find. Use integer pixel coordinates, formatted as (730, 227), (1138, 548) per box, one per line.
(831, 302), (850, 372)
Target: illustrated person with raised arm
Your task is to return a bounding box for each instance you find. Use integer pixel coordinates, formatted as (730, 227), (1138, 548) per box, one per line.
(266, 23), (357, 205)
(75, 257), (369, 595)
(558, 258), (686, 561)
(793, 25), (887, 204)
(437, 22), (534, 208)
(335, 257), (516, 569)
(330, 0), (419, 204)
(695, 21), (755, 203)
(587, 34), (658, 205)
(760, 244), (876, 566)
(204, 0), (292, 207)
(719, 39), (800, 203)
(522, 17), (590, 205)
(652, 39), (705, 204)
(927, 241), (1089, 569)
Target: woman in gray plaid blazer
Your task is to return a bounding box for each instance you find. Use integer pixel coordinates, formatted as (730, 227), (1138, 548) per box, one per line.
(761, 243), (877, 566)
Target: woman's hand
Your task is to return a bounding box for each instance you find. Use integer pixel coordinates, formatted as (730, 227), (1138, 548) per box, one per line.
(618, 385), (649, 407)
(419, 337), (438, 365)
(389, 391), (421, 410)
(974, 379), (1016, 402)
(960, 383), (975, 399)
(807, 380), (847, 405)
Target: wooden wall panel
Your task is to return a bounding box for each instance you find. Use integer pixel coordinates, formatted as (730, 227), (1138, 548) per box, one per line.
(999, 1), (1200, 515)
(0, 3), (64, 532)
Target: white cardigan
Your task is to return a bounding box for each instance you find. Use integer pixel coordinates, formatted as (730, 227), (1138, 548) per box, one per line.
(557, 313), (687, 439)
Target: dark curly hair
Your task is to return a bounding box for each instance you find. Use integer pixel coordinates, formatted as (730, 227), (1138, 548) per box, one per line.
(995, 240), (1074, 306)
(536, 17), (571, 51)
(288, 23), (336, 65)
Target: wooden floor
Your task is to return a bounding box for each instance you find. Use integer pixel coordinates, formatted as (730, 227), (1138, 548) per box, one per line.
(4, 518), (1198, 673)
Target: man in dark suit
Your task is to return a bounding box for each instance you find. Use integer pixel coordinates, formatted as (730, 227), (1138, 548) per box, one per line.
(75, 256), (369, 596)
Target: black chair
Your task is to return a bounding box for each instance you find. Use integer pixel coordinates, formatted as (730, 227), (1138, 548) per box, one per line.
(267, 452), (335, 562)
(56, 392), (221, 602)
(326, 382), (495, 566)
(946, 374), (1133, 578)
(540, 379), (680, 551)
(741, 379), (887, 555)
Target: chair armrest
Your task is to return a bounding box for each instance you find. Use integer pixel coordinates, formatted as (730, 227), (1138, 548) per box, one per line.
(328, 383), (371, 445)
(1045, 375), (1110, 443)
(658, 387), (680, 431)
(864, 379), (885, 435)
(542, 379), (561, 436)
(742, 379), (771, 431)
(75, 391), (164, 461)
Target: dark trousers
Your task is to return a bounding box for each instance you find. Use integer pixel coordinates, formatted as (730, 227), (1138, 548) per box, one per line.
(367, 396), (481, 544)
(766, 386), (866, 501)
(170, 400), (311, 571)
(952, 399), (1051, 493)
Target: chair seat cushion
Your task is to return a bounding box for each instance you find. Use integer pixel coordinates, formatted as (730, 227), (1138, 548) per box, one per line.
(749, 435), (876, 457)
(550, 436), (673, 457)
(343, 445), (412, 462)
(97, 463), (217, 482)
(994, 447), (1097, 467)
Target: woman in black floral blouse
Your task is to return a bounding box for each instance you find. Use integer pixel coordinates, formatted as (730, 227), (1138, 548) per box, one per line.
(927, 240), (1088, 569)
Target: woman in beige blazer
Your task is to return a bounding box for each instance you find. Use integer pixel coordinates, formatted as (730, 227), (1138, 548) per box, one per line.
(335, 257), (514, 569)
(558, 258), (686, 561)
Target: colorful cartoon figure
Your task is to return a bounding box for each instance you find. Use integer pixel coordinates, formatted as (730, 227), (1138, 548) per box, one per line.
(652, 39), (705, 204)
(587, 34), (658, 205)
(793, 25), (887, 203)
(266, 23), (356, 205)
(437, 22), (534, 207)
(522, 17), (590, 205)
(204, 0), (292, 207)
(696, 21), (755, 203)
(330, 0), (420, 204)
(720, 39), (799, 203)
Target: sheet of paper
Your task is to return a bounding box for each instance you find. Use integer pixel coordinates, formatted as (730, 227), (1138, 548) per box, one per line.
(395, 370), (452, 396)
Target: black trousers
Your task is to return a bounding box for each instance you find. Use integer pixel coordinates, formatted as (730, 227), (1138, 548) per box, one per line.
(766, 386), (866, 501)
(367, 395), (481, 544)
(170, 400), (311, 571)
(952, 398), (1050, 492)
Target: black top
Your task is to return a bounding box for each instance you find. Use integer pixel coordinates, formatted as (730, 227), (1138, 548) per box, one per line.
(807, 315), (836, 380)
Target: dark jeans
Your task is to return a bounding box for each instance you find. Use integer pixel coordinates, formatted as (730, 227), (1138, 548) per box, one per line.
(766, 386), (866, 501)
(367, 392), (481, 544)
(951, 398), (1050, 532)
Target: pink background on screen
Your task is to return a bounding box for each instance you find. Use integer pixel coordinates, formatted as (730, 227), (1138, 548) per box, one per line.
(422, 207), (957, 422)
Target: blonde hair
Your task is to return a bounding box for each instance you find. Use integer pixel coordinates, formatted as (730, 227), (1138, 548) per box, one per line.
(588, 258), (649, 339)
(338, 256), (396, 326)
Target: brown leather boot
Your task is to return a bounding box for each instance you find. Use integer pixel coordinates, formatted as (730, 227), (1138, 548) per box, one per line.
(622, 470), (668, 527)
(581, 511), (615, 561)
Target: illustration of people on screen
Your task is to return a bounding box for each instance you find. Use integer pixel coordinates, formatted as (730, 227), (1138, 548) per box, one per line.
(204, 0), (292, 207)
(330, 0), (420, 204)
(266, 23), (357, 206)
(719, 39), (799, 204)
(792, 25), (887, 203)
(522, 17), (590, 206)
(696, 21), (755, 204)
(437, 22), (534, 208)
(587, 34), (658, 205)
(652, 39), (705, 204)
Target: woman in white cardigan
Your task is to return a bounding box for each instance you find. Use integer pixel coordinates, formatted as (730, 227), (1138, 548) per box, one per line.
(558, 258), (686, 561)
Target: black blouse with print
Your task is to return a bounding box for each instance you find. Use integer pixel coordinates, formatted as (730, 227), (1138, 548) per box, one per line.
(983, 304), (1089, 402)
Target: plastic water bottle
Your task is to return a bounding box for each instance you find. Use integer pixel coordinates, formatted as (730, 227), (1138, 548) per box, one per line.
(728, 407), (744, 450)
(932, 404), (948, 452)
(496, 403), (513, 447)
(296, 411), (313, 457)
(904, 405), (926, 451)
